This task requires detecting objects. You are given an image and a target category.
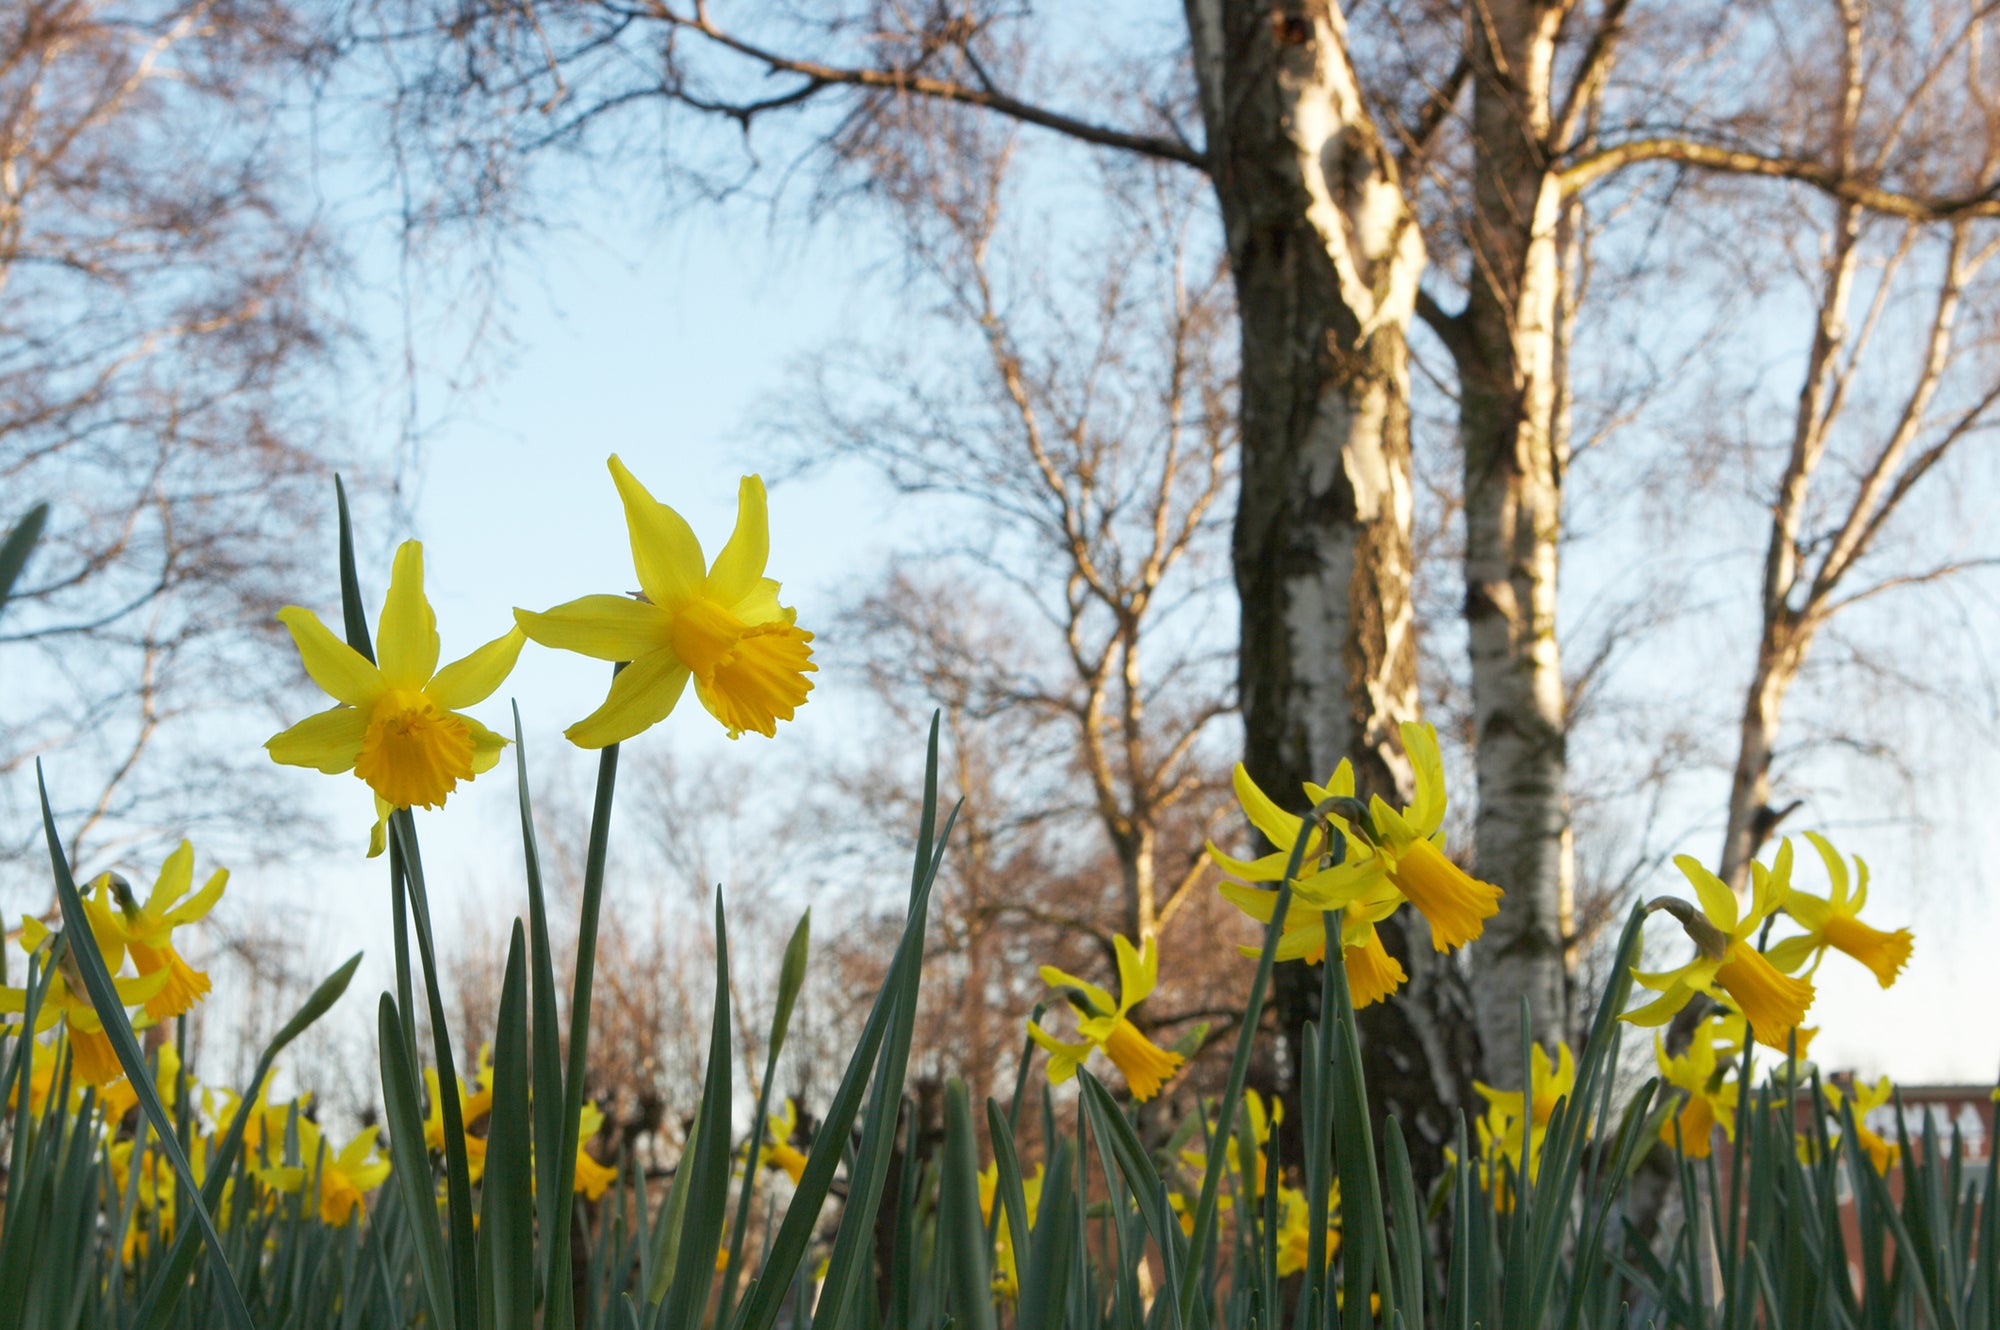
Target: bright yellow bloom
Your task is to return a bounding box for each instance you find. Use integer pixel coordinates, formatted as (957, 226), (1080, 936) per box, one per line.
(574, 1101), (617, 1200)
(1274, 1180), (1341, 1276)
(1765, 832), (1912, 989)
(94, 843), (226, 1023)
(267, 541), (523, 813)
(977, 1161), (1044, 1300)
(1475, 1042), (1576, 1137)
(516, 459), (815, 746)
(759, 1096), (808, 1184)
(1655, 1019), (1738, 1159)
(1212, 725), (1501, 960)
(422, 1066), (489, 1184)
(1028, 935), (1184, 1101)
(259, 1122), (391, 1225)
(1180, 1089), (1282, 1198)
(1624, 843), (1815, 1050)
(1824, 1076), (1900, 1175)
(3, 910), (168, 1087)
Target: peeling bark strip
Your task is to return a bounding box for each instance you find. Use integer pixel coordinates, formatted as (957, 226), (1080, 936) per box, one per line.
(1453, 0), (1574, 1087)
(1186, 0), (1474, 1182)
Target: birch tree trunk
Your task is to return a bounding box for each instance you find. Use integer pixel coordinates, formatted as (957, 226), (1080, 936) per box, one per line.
(1186, 0), (1478, 1178)
(1448, 0), (1575, 1087)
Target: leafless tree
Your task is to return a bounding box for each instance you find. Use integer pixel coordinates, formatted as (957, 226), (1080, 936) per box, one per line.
(1, 0), (351, 889)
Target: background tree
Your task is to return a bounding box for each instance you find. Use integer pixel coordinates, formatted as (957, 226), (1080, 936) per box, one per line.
(1, 0), (351, 886)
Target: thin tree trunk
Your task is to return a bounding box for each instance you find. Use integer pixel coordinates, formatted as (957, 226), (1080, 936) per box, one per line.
(1188, 0), (1476, 1184)
(1453, 0), (1573, 1086)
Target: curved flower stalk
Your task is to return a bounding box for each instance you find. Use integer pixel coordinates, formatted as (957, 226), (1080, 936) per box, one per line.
(1211, 722), (1501, 1009)
(1027, 934), (1184, 1101)
(267, 541), (524, 817)
(516, 458), (816, 745)
(1766, 832), (1914, 989)
(95, 841), (227, 1022)
(1624, 842), (1815, 1050)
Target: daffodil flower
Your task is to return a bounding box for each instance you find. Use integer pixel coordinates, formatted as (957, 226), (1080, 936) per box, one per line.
(94, 843), (226, 1023)
(1180, 1088), (1282, 1198)
(1274, 1180), (1341, 1276)
(516, 458), (816, 746)
(1765, 832), (1913, 989)
(977, 1160), (1043, 1300)
(574, 1101), (617, 1200)
(1824, 1076), (1900, 1175)
(1654, 1020), (1738, 1159)
(1623, 843), (1816, 1050)
(758, 1096), (809, 1184)
(1474, 1042), (1576, 1141)
(267, 541), (523, 815)
(423, 1066), (490, 1184)
(259, 1121), (391, 1225)
(1212, 724), (1502, 960)
(1027, 934), (1184, 1101)
(4, 910), (168, 1087)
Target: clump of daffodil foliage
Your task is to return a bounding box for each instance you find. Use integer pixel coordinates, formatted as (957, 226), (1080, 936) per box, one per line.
(0, 482), (1988, 1330)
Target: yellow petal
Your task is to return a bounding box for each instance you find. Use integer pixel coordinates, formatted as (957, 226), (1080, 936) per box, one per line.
(267, 705), (371, 774)
(706, 475), (770, 607)
(160, 869), (228, 930)
(1231, 764), (1302, 854)
(377, 542), (441, 691)
(1674, 855), (1739, 936)
(610, 456), (707, 610)
(1207, 841), (1288, 882)
(515, 595), (672, 662)
(276, 607), (383, 707)
(1114, 935), (1155, 1010)
(144, 841), (195, 915)
(429, 626), (526, 709)
(465, 716), (509, 774)
(564, 651), (693, 748)
(1400, 722), (1447, 836)
(1037, 965), (1115, 1016)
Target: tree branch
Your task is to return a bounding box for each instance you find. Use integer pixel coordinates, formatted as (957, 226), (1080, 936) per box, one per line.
(1558, 138), (2000, 218)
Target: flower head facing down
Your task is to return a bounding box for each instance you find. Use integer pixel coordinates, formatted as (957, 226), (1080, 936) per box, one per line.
(1624, 843), (1815, 1050)
(516, 459), (815, 746)
(267, 541), (523, 815)
(1764, 832), (1913, 990)
(3, 908), (169, 1087)
(1027, 935), (1185, 1102)
(95, 843), (227, 1023)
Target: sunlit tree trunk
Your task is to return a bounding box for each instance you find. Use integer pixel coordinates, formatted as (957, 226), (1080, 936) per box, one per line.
(1450, 0), (1575, 1085)
(1186, 0), (1478, 1179)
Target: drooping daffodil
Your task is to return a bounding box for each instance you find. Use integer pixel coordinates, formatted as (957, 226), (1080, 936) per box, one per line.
(1824, 1075), (1900, 1175)
(1027, 934), (1184, 1102)
(1765, 832), (1913, 989)
(516, 458), (816, 746)
(94, 842), (227, 1023)
(1623, 842), (1815, 1051)
(5, 909), (167, 1087)
(267, 541), (524, 815)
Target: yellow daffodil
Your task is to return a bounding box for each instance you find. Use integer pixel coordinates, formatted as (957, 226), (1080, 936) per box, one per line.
(110, 1137), (183, 1261)
(259, 1122), (391, 1225)
(977, 1160), (1043, 1300)
(1027, 935), (1184, 1102)
(1765, 832), (1913, 989)
(267, 541), (524, 813)
(94, 843), (226, 1023)
(1212, 725), (1501, 961)
(4, 910), (167, 1087)
(1654, 1020), (1738, 1159)
(516, 459), (815, 746)
(422, 1066), (490, 1184)
(1825, 1076), (1900, 1175)
(1274, 1180), (1341, 1277)
(1624, 843), (1815, 1050)
(759, 1096), (808, 1184)
(1180, 1089), (1281, 1198)
(574, 1101), (617, 1200)
(1474, 1042), (1576, 1142)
